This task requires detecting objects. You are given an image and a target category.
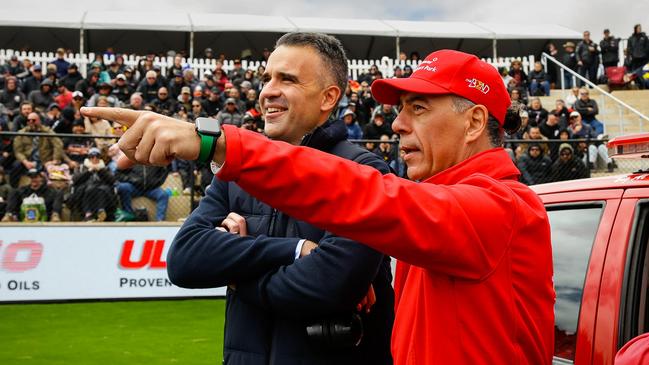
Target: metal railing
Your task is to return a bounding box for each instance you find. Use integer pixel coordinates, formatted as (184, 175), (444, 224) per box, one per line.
(541, 51), (649, 135)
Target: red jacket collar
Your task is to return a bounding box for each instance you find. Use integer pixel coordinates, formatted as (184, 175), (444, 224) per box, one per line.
(423, 147), (520, 185)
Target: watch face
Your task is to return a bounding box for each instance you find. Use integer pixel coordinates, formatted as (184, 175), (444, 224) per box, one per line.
(196, 117), (221, 136)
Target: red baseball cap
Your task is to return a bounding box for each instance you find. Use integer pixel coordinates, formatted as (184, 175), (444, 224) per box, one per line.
(371, 49), (511, 125)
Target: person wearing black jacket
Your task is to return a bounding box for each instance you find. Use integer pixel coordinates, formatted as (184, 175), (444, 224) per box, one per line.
(363, 113), (392, 140)
(528, 62), (550, 96)
(167, 33), (394, 365)
(0, 76), (25, 122)
(115, 164), (169, 221)
(600, 29), (620, 68)
(69, 148), (117, 221)
(21, 64), (45, 96)
(548, 143), (588, 182)
(562, 42), (579, 88)
(517, 143), (552, 185)
(627, 24), (649, 71)
(58, 64), (83, 93)
(576, 31), (600, 85)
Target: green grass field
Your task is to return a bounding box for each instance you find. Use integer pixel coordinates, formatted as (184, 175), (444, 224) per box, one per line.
(0, 299), (226, 365)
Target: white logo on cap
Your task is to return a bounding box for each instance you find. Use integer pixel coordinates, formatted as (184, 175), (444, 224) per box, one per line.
(465, 78), (490, 94)
(414, 59), (439, 73)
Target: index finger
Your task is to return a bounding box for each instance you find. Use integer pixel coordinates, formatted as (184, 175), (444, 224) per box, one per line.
(80, 107), (143, 128)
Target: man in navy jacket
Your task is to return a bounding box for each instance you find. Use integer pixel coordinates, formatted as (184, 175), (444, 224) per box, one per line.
(166, 33), (394, 365)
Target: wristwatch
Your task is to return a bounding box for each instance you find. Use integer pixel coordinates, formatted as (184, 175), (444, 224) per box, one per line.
(195, 117), (222, 138)
(195, 117), (222, 163)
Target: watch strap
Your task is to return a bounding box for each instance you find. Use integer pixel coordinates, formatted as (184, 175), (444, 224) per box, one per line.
(197, 133), (216, 163)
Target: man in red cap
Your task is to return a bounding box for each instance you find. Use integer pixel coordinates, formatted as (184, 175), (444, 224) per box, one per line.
(82, 48), (555, 364)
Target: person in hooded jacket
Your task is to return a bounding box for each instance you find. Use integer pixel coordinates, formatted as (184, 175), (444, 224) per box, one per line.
(28, 79), (55, 112)
(627, 24), (649, 71)
(517, 143), (552, 185)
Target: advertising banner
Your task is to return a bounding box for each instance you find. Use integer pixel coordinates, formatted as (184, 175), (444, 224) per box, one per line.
(0, 225), (225, 302)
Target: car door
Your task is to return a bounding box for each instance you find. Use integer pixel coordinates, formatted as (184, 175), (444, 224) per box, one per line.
(541, 189), (623, 365)
(593, 188), (649, 365)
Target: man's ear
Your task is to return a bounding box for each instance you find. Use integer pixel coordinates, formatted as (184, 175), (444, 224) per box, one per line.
(465, 104), (489, 143)
(321, 85), (342, 113)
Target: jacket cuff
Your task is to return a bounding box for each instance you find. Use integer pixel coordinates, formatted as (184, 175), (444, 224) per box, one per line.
(216, 124), (242, 182)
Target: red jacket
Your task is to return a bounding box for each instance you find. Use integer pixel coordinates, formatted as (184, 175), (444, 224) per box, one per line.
(218, 125), (555, 364)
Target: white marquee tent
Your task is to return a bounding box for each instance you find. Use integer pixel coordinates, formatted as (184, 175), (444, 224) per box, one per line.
(0, 10), (581, 59)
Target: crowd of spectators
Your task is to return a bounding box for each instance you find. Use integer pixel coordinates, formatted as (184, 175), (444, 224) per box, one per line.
(0, 25), (645, 221)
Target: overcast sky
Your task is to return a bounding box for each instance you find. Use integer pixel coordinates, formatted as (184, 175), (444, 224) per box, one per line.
(21, 0), (649, 41)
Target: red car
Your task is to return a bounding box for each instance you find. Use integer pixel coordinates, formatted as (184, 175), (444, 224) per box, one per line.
(533, 133), (649, 365)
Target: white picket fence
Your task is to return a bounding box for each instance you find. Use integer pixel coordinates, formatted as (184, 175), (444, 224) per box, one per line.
(0, 49), (535, 81)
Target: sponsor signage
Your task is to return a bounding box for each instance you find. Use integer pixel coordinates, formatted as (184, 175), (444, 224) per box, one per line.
(0, 226), (225, 302)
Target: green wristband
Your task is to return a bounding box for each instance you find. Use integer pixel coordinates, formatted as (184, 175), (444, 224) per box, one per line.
(198, 133), (216, 163)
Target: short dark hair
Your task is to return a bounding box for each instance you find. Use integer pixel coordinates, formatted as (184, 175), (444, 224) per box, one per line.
(275, 32), (348, 100)
(450, 96), (522, 147)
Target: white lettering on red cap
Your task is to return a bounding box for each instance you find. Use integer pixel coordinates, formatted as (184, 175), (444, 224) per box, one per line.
(415, 58), (439, 73)
(466, 78), (490, 94)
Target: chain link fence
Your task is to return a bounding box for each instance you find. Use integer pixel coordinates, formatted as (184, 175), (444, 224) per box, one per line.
(0, 131), (642, 223)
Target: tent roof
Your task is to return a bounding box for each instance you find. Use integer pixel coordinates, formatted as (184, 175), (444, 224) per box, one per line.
(0, 10), (581, 39)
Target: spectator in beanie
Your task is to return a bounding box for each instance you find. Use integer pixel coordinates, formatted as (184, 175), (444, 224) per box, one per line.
(600, 29), (620, 68)
(59, 64), (82, 92)
(517, 143), (552, 185)
(548, 143), (588, 182)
